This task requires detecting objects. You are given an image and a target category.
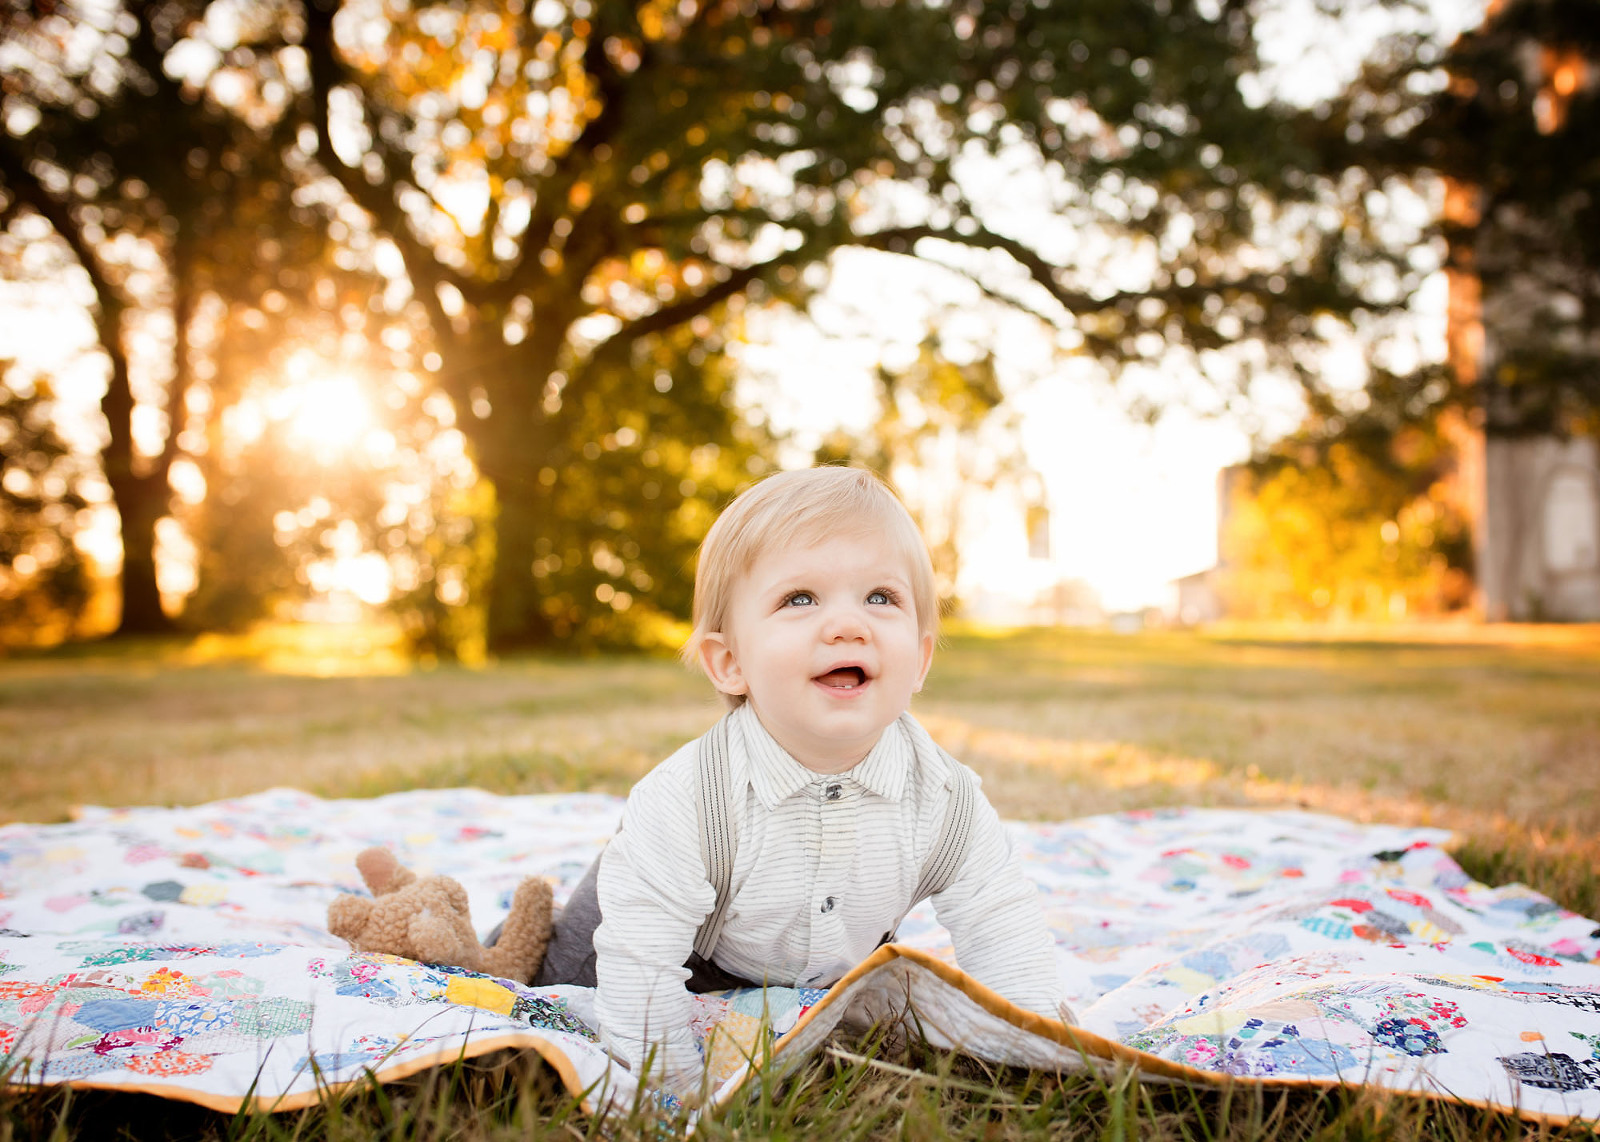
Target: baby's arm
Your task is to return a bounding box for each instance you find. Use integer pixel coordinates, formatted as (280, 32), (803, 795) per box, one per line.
(592, 754), (717, 1092)
(930, 778), (1072, 1022)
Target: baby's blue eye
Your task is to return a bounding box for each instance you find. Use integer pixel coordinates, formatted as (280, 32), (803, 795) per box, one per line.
(783, 591), (815, 607)
(867, 589), (893, 605)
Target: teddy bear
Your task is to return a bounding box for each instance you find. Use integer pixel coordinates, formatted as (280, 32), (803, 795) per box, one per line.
(327, 846), (554, 984)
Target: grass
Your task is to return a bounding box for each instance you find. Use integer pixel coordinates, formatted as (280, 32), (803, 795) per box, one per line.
(3, 620), (1600, 1139)
(6, 1038), (1594, 1140)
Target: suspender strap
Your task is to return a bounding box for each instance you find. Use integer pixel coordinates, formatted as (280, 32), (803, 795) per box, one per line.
(692, 714), (737, 961)
(904, 714), (977, 906)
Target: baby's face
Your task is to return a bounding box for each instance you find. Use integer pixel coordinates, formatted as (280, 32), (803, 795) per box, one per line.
(698, 529), (935, 773)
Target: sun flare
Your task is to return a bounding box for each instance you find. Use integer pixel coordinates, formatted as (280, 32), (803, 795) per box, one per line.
(282, 372), (375, 453)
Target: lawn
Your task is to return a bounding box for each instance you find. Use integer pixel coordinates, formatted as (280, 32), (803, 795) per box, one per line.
(3, 622), (1599, 1138)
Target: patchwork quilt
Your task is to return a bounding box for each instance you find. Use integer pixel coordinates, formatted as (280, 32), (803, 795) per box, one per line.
(1, 788), (1598, 1126)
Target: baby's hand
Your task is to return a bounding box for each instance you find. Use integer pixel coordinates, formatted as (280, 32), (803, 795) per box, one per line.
(645, 1058), (710, 1108)
(625, 1041), (710, 1107)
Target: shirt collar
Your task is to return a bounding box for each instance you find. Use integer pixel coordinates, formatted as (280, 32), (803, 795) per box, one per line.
(733, 704), (911, 808)
(853, 718), (911, 801)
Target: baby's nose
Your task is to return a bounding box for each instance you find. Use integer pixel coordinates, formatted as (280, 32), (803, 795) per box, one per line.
(823, 607), (869, 640)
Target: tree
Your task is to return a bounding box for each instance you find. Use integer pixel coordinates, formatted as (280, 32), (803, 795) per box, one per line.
(296, 0), (1411, 651)
(0, 360), (93, 643)
(1217, 412), (1473, 621)
(1208, 0), (1598, 625)
(0, 0), (311, 634)
(2, 0), (779, 651)
(1428, 0), (1600, 436)
(3, 0), (1446, 651)
(1320, 0), (1600, 436)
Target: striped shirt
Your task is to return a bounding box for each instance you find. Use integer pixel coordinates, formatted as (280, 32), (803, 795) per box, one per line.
(592, 702), (1067, 1086)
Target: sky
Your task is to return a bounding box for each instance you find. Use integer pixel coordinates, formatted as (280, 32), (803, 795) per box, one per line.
(738, 285), (1262, 617)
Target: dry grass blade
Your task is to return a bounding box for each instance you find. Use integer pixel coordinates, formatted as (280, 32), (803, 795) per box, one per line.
(823, 1045), (1020, 1101)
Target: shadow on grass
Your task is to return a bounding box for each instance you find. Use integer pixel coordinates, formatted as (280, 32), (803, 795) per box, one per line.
(1, 1050), (602, 1142)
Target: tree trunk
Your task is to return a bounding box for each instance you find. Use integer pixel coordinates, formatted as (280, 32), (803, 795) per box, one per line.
(111, 472), (174, 634)
(95, 285), (176, 637)
(108, 228), (200, 638)
(0, 151), (178, 637)
(481, 457), (557, 653)
(473, 426), (568, 653)
(461, 321), (575, 655)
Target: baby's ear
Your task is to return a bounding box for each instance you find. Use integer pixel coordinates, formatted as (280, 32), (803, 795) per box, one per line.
(697, 632), (749, 698)
(913, 630), (935, 693)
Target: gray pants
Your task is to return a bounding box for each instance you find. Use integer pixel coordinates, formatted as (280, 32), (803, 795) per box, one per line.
(491, 854), (758, 992)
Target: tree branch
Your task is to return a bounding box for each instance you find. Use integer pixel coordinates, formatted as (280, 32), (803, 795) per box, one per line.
(156, 230), (199, 475)
(854, 223), (1131, 315)
(0, 143), (135, 480)
(561, 240), (822, 410)
(300, 1), (455, 333)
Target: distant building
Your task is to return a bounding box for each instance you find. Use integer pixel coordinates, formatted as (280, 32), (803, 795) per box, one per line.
(1174, 568), (1223, 626)
(1031, 577), (1105, 627)
(1444, 182), (1600, 614)
(1479, 436), (1600, 620)
(1167, 466), (1242, 626)
(1026, 502), (1051, 561)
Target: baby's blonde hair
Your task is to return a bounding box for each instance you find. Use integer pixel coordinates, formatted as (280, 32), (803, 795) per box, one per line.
(684, 466), (939, 700)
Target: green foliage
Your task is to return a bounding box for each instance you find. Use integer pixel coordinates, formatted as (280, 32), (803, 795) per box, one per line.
(1326, 0), (1600, 435)
(390, 477), (497, 664)
(519, 317), (777, 651)
(1218, 421), (1474, 622)
(1428, 0), (1600, 434)
(178, 286), (501, 658)
(180, 419), (380, 632)
(0, 362), (93, 644)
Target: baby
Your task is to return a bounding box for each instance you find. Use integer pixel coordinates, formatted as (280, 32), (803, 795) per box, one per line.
(528, 466), (1070, 1092)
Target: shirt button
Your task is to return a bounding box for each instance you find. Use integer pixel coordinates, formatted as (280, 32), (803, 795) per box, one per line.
(821, 896), (836, 913)
(825, 784), (842, 801)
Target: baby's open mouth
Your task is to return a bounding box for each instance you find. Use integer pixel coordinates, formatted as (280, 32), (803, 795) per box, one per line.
(814, 666), (867, 689)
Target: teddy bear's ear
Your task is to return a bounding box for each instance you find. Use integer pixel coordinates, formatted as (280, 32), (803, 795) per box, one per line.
(356, 847), (416, 895)
(327, 894), (373, 941)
